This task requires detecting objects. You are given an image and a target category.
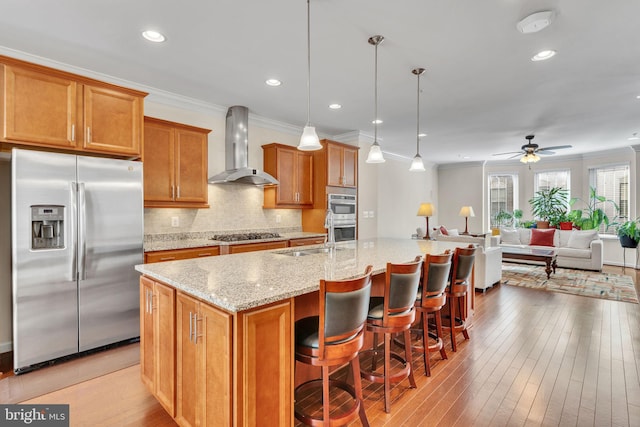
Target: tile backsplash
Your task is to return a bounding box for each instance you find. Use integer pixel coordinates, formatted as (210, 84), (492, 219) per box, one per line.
(144, 183), (301, 236)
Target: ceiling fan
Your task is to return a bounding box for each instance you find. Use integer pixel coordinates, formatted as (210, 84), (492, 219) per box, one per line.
(493, 135), (572, 163)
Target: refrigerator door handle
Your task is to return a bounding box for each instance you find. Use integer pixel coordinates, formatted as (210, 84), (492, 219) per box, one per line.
(78, 182), (87, 280)
(70, 182), (78, 281)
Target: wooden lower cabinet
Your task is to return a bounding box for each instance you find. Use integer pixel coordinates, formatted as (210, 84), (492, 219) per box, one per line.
(223, 240), (288, 255)
(140, 277), (176, 417)
(288, 236), (326, 247)
(141, 276), (294, 427)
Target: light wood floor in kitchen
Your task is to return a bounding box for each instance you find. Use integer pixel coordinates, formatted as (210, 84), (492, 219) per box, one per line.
(2, 265), (639, 426)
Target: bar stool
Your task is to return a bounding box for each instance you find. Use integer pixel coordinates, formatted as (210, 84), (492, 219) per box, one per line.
(294, 265), (373, 427)
(360, 256), (422, 413)
(446, 245), (477, 352)
(413, 251), (453, 376)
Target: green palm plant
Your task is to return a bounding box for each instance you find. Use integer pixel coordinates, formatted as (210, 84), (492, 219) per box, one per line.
(529, 187), (569, 227)
(568, 186), (619, 231)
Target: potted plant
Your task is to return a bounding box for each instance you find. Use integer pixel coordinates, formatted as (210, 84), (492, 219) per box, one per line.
(616, 219), (640, 248)
(528, 187), (569, 229)
(568, 186), (619, 231)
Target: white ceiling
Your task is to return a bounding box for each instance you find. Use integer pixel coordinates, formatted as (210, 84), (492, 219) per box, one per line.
(1, 0), (639, 164)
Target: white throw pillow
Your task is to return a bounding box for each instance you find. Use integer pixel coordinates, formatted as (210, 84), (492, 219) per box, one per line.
(567, 230), (598, 249)
(500, 229), (521, 244)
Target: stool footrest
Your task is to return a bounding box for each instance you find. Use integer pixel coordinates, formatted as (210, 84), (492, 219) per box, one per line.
(294, 378), (362, 427)
(359, 349), (411, 384)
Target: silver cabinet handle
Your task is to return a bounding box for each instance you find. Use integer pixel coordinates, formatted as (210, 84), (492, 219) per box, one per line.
(171, 185), (175, 200)
(146, 289), (150, 313)
(197, 253), (212, 257)
(71, 124), (75, 142)
(87, 127), (91, 143)
(177, 186), (180, 199)
(189, 312), (193, 343)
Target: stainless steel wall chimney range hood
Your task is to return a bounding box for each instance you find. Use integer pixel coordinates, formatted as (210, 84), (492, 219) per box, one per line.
(208, 106), (279, 186)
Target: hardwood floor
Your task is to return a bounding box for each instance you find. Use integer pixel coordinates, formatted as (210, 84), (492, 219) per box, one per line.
(5, 265), (640, 427)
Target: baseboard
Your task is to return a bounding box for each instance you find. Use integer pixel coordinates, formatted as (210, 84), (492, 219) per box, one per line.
(0, 341), (12, 353)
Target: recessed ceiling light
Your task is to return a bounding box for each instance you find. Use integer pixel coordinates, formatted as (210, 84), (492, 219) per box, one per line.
(531, 50), (556, 61)
(142, 30), (166, 43)
(636, 95), (640, 99)
(418, 133), (427, 138)
(265, 79), (281, 87)
(372, 119), (383, 124)
(463, 156), (471, 159)
(328, 103), (342, 109)
(628, 133), (640, 141)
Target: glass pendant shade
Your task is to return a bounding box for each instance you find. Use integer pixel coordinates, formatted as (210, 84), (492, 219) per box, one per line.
(409, 153), (425, 171)
(298, 126), (321, 150)
(366, 141), (385, 163)
(520, 153), (541, 163)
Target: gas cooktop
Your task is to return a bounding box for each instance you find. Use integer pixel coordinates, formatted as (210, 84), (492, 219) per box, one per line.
(210, 232), (282, 242)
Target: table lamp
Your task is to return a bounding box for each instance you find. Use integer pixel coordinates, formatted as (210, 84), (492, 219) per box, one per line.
(417, 203), (434, 239)
(459, 206), (475, 235)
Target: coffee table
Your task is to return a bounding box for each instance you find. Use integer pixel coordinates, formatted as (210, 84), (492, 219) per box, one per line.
(501, 246), (557, 279)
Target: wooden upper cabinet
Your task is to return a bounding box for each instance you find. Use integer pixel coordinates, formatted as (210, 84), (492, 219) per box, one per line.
(325, 140), (358, 188)
(0, 55), (146, 157)
(143, 117), (210, 208)
(82, 84), (143, 156)
(262, 143), (313, 208)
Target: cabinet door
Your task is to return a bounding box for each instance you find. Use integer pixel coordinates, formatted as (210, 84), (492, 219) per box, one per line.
(296, 151), (314, 205)
(139, 278), (155, 391)
(2, 64), (78, 148)
(154, 282), (176, 417)
(342, 146), (358, 187)
(175, 293), (199, 427)
(175, 128), (208, 204)
(200, 303), (233, 426)
(276, 147), (298, 204)
(144, 121), (175, 203)
(82, 84), (143, 156)
(326, 143), (343, 186)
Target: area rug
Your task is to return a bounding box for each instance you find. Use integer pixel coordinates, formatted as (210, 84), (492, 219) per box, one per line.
(501, 263), (639, 304)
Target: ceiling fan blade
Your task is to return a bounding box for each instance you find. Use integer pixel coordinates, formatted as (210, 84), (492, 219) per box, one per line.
(537, 150), (556, 155)
(538, 145), (572, 152)
(492, 151), (523, 156)
(507, 153), (523, 159)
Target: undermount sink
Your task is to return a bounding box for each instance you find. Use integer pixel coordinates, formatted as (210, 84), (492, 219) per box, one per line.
(275, 247), (344, 257)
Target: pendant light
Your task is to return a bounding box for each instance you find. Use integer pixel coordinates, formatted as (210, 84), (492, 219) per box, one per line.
(366, 35), (385, 163)
(297, 0), (322, 151)
(409, 68), (426, 171)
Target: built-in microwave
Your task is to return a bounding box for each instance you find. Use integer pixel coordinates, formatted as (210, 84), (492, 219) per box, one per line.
(328, 194), (356, 220)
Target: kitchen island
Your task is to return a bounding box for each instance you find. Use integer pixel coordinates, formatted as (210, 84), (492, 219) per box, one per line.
(135, 238), (472, 426)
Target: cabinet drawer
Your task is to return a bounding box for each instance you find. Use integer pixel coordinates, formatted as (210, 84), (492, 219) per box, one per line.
(145, 246), (220, 263)
(288, 237), (326, 247)
(227, 241), (288, 254)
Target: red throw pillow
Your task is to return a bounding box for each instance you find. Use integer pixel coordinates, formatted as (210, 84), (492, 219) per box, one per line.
(439, 226), (449, 236)
(530, 228), (556, 247)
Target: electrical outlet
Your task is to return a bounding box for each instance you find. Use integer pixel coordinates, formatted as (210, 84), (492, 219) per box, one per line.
(363, 211), (369, 218)
(275, 214), (281, 223)
(369, 211), (375, 218)
(171, 216), (179, 227)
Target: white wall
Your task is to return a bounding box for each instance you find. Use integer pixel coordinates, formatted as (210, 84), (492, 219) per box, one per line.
(437, 162), (485, 233)
(375, 155), (437, 238)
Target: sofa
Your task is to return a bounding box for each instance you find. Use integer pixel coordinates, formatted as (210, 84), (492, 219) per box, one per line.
(498, 227), (603, 271)
(430, 228), (503, 291)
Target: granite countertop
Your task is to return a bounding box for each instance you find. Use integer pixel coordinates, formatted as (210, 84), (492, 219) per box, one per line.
(135, 238), (466, 313)
(144, 231), (326, 252)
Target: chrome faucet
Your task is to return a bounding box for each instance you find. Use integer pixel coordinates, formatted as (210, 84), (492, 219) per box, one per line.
(324, 208), (335, 248)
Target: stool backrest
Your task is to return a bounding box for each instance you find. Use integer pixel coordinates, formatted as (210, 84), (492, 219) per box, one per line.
(319, 265), (373, 355)
(382, 256), (422, 324)
(421, 252), (453, 301)
(451, 245), (477, 288)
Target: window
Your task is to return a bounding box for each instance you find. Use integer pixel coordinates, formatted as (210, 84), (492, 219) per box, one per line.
(488, 174), (518, 227)
(535, 169), (570, 209)
(589, 164), (629, 233)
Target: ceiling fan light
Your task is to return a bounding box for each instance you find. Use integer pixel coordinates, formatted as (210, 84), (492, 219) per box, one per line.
(409, 154), (425, 171)
(366, 141), (385, 163)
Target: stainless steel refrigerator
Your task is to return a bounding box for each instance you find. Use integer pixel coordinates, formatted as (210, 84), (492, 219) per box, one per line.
(11, 148), (143, 372)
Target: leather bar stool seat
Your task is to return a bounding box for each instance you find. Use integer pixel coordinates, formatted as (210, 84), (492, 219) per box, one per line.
(359, 256), (422, 413)
(445, 245), (477, 352)
(294, 265), (373, 427)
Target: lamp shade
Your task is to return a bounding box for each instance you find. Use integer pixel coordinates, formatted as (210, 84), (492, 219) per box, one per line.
(458, 206), (475, 217)
(409, 154), (425, 171)
(366, 141), (385, 163)
(298, 125), (322, 150)
(417, 203), (434, 217)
